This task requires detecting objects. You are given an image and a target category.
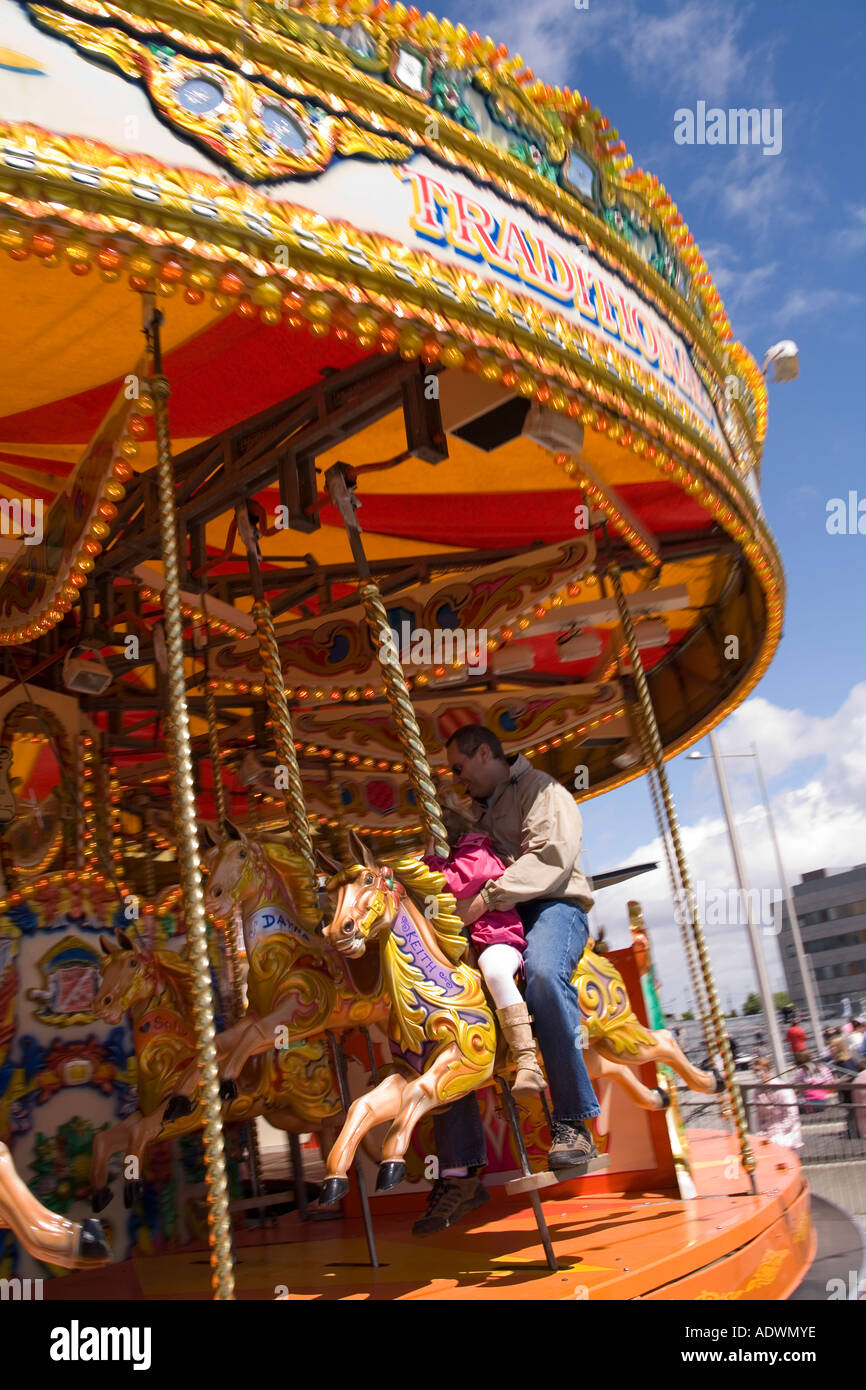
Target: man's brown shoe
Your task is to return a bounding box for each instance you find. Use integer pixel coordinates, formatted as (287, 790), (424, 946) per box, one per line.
(412, 1177), (490, 1237)
(548, 1120), (599, 1171)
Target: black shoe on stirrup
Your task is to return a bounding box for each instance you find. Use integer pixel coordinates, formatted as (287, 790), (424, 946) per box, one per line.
(548, 1120), (599, 1171)
(411, 1176), (490, 1237)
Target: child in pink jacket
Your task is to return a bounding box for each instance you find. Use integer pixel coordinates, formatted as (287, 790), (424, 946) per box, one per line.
(425, 802), (545, 1096)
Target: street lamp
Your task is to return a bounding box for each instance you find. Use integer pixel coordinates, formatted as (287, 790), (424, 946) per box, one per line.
(687, 734), (784, 1076)
(687, 739), (823, 1071)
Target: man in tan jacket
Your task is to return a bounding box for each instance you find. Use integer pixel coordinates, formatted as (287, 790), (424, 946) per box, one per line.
(413, 724), (601, 1236)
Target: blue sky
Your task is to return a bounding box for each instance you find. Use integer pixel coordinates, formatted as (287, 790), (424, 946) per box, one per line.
(435, 0), (866, 1013)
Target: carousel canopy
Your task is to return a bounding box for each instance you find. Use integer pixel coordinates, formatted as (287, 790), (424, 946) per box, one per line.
(0, 0), (783, 853)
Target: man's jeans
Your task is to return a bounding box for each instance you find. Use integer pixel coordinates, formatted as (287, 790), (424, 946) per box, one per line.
(433, 899), (600, 1169)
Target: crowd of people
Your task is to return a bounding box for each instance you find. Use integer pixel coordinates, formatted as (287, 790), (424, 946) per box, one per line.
(749, 1010), (866, 1149)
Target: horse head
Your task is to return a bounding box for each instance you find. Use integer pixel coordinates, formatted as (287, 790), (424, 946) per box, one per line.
(201, 819), (260, 918)
(93, 930), (154, 1025)
(202, 819), (323, 938)
(322, 831), (403, 959)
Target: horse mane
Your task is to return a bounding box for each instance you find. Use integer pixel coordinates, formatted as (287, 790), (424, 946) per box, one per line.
(252, 836), (321, 931)
(327, 857), (467, 965)
(148, 948), (197, 1012)
(393, 856), (467, 964)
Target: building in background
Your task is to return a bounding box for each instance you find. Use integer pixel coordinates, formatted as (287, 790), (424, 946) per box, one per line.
(778, 866), (866, 1020)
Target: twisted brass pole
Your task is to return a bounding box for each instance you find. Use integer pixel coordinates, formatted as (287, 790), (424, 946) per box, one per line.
(326, 769), (352, 865)
(359, 582), (449, 859)
(203, 664), (264, 1198)
(252, 600), (316, 878)
(607, 564), (756, 1188)
(631, 699), (716, 1061)
(146, 321), (236, 1296)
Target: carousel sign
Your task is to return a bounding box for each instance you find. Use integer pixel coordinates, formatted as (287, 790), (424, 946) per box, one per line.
(302, 155), (723, 443)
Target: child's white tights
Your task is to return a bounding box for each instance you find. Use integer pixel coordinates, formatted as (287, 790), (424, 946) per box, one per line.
(478, 943), (523, 1009)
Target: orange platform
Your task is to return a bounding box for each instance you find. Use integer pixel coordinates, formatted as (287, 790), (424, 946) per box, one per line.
(45, 1130), (815, 1301)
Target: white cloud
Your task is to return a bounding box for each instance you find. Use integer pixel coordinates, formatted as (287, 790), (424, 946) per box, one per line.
(447, 0), (771, 101)
(775, 287), (863, 323)
(591, 684), (866, 1015)
(831, 205), (866, 256)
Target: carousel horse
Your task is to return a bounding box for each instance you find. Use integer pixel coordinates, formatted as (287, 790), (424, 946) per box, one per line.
(318, 836), (722, 1200)
(160, 822), (389, 1114)
(0, 1140), (109, 1267)
(90, 929), (344, 1211)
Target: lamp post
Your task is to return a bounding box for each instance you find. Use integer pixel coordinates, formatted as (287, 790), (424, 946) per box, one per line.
(687, 733), (786, 1076)
(688, 741), (823, 1059)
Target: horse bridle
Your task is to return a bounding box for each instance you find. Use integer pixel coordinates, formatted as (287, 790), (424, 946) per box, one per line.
(350, 865), (404, 940)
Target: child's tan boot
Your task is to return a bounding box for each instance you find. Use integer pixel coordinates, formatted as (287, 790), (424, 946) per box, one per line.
(497, 1003), (546, 1096)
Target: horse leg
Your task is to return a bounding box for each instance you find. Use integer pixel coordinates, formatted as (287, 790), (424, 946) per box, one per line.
(0, 1142), (109, 1267)
(319, 1073), (407, 1205)
(586, 1047), (668, 1111)
(376, 1046), (482, 1191)
(609, 1030), (720, 1095)
(91, 1116), (133, 1211)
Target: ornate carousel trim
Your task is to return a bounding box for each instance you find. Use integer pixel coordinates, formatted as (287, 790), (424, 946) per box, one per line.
(18, 0), (764, 456)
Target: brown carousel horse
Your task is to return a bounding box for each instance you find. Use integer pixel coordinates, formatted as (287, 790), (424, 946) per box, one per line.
(91, 824), (389, 1208)
(90, 929), (341, 1211)
(318, 836), (722, 1201)
(161, 822), (390, 1109)
(1, 1140), (109, 1267)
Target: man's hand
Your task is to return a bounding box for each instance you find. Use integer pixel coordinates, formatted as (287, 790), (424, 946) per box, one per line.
(457, 894), (486, 926)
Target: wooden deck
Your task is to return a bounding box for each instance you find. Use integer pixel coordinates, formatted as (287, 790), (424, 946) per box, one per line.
(44, 1130), (814, 1301)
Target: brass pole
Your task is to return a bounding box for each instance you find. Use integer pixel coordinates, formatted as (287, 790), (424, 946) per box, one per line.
(359, 582), (449, 858)
(202, 652), (264, 1199)
(325, 461), (449, 858)
(234, 507), (316, 880)
(607, 563), (756, 1190)
(144, 295), (236, 1297)
(632, 700), (716, 1061)
(326, 769), (352, 865)
(252, 599), (317, 878)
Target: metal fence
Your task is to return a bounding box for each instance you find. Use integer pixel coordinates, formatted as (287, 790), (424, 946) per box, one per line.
(677, 1073), (866, 1222)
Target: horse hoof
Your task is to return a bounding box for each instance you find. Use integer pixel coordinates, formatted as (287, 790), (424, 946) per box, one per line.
(319, 1176), (350, 1207)
(375, 1160), (406, 1192)
(91, 1186), (113, 1214)
(219, 1079), (238, 1102)
(654, 1086), (671, 1110)
(124, 1180), (143, 1210)
(78, 1218), (109, 1261)
(163, 1094), (195, 1125)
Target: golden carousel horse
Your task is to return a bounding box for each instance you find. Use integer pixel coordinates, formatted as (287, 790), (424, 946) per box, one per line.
(1, 1140), (109, 1268)
(90, 928), (344, 1211)
(160, 822), (390, 1114)
(90, 824), (391, 1208)
(318, 837), (722, 1202)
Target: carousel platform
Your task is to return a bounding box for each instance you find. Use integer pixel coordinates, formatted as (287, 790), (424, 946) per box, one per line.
(45, 1131), (814, 1301)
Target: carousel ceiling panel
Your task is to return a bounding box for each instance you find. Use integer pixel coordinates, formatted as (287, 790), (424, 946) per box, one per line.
(209, 537), (596, 687)
(0, 254), (217, 423)
(291, 682), (626, 768)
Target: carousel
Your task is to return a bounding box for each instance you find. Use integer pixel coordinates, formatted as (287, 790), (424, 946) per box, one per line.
(0, 0), (812, 1301)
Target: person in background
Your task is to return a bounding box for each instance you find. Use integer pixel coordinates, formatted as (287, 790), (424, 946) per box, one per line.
(793, 1049), (835, 1114)
(848, 1018), (866, 1061)
(785, 1010), (807, 1060)
(751, 1057), (802, 1150)
(853, 1059), (866, 1142)
(829, 1036), (861, 1137)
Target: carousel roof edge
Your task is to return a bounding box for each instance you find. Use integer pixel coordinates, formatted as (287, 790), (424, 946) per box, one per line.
(3, 0), (767, 459)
